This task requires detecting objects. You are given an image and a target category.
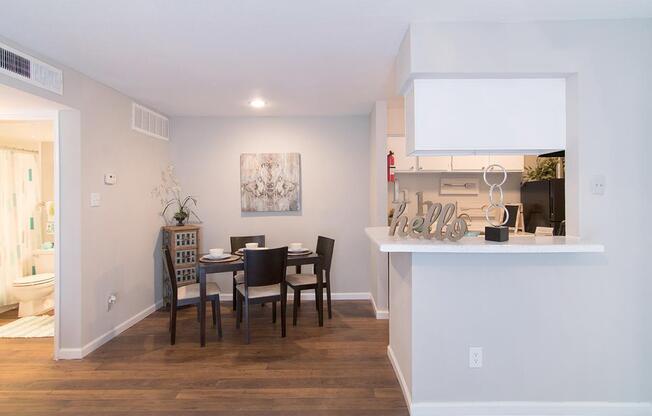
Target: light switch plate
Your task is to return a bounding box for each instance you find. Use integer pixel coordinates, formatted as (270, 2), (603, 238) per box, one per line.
(591, 175), (606, 195)
(90, 193), (101, 207)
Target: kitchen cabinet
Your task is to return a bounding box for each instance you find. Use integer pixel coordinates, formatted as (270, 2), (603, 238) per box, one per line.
(451, 155), (491, 171)
(490, 155), (524, 171)
(417, 156), (450, 171)
(388, 137), (524, 173)
(451, 155), (524, 172)
(387, 136), (416, 172)
(404, 78), (566, 155)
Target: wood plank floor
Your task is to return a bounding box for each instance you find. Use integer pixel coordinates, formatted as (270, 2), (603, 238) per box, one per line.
(0, 300), (408, 415)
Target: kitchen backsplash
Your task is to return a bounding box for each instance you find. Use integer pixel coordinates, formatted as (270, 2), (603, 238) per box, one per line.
(388, 172), (523, 230)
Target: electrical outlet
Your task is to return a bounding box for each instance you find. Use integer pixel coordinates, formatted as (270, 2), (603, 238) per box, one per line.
(591, 175), (605, 195)
(469, 347), (483, 368)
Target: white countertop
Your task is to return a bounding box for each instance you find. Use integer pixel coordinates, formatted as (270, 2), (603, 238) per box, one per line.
(365, 226), (605, 254)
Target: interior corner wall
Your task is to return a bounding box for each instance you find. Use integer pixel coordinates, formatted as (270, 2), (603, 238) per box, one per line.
(369, 102), (389, 314)
(57, 109), (82, 350)
(395, 19), (652, 404)
(169, 116), (371, 297)
(0, 35), (169, 354)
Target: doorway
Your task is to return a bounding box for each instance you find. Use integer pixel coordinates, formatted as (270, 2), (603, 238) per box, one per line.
(0, 84), (65, 357)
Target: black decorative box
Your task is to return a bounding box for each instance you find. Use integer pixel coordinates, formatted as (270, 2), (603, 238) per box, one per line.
(485, 226), (509, 242)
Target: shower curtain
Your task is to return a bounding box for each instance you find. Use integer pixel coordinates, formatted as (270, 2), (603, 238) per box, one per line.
(0, 149), (41, 308)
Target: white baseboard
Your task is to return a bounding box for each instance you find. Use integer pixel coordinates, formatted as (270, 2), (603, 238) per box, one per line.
(57, 347), (83, 360)
(410, 401), (652, 416)
(56, 300), (163, 360)
(386, 346), (650, 416)
(370, 295), (389, 319)
(387, 345), (412, 411)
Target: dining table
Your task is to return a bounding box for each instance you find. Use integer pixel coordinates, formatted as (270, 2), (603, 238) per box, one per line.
(197, 251), (323, 347)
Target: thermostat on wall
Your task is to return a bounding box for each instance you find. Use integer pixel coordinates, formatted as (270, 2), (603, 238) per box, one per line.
(104, 173), (117, 185)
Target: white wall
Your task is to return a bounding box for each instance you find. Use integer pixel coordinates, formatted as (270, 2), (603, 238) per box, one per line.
(0, 36), (169, 354)
(391, 19), (652, 405)
(170, 116), (371, 296)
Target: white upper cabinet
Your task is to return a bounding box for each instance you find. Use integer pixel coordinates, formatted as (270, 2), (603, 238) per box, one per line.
(451, 155), (491, 171)
(387, 136), (416, 172)
(490, 155), (524, 171)
(418, 156), (450, 171)
(405, 78), (566, 156)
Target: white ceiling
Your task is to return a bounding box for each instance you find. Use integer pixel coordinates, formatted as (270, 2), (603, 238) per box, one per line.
(2, 0), (651, 117)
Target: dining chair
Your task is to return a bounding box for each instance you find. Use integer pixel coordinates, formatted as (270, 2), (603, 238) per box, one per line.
(286, 236), (335, 325)
(230, 235), (266, 310)
(235, 246), (288, 344)
(164, 247), (222, 345)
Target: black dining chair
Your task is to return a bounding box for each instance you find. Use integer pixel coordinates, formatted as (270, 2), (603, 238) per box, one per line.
(164, 247), (222, 345)
(235, 246), (288, 344)
(286, 236), (335, 325)
(230, 235), (266, 310)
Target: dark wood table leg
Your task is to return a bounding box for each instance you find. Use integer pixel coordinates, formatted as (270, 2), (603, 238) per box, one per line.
(316, 259), (323, 326)
(199, 267), (206, 347)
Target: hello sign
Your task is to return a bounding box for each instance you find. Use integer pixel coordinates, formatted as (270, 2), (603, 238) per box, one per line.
(389, 202), (468, 242)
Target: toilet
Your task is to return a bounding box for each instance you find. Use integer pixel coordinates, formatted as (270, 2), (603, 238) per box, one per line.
(12, 249), (55, 317)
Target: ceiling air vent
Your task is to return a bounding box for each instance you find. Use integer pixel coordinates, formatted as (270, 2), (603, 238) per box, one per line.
(132, 103), (169, 141)
(0, 42), (63, 95)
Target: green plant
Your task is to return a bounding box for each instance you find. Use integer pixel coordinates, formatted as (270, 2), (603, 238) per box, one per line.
(523, 158), (562, 182)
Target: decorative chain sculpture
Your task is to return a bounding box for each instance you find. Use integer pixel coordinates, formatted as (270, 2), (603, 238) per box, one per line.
(483, 164), (509, 227)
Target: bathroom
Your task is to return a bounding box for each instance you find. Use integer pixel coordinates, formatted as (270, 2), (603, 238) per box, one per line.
(0, 119), (56, 338)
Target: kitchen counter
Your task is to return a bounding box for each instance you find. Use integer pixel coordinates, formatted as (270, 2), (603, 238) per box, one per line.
(365, 226), (604, 254)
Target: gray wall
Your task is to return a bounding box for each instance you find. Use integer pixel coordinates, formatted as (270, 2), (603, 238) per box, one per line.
(170, 116), (371, 295)
(396, 19), (652, 403)
(369, 102), (389, 313)
(0, 36), (169, 351)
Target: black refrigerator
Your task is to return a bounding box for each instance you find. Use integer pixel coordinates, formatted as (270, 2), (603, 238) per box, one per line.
(521, 179), (565, 235)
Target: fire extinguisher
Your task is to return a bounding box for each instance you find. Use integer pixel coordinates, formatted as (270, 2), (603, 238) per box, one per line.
(387, 151), (395, 182)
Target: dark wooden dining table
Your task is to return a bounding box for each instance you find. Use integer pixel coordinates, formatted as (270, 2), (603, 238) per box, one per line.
(197, 252), (323, 346)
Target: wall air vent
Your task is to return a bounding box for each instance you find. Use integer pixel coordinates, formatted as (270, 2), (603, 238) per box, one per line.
(132, 103), (169, 141)
(0, 42), (63, 95)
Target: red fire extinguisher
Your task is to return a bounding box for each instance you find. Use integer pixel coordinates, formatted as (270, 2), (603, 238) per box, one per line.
(387, 151), (395, 182)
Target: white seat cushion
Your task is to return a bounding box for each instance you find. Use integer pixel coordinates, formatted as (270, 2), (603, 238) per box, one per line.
(177, 282), (220, 301)
(236, 283), (280, 299)
(286, 273), (325, 287)
(233, 271), (245, 284)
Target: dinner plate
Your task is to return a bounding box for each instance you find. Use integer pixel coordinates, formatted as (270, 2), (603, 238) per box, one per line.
(200, 254), (239, 263)
(204, 253), (230, 260)
(236, 247), (267, 255)
(288, 247), (310, 253)
(288, 250), (312, 256)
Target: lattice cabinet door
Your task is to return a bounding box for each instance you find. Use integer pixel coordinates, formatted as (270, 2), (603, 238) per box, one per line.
(162, 225), (201, 306)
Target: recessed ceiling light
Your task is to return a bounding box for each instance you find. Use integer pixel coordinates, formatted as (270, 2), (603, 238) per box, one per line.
(249, 98), (266, 109)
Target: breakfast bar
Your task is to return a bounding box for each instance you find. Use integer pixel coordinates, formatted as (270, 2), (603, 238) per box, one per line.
(366, 226), (605, 411)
